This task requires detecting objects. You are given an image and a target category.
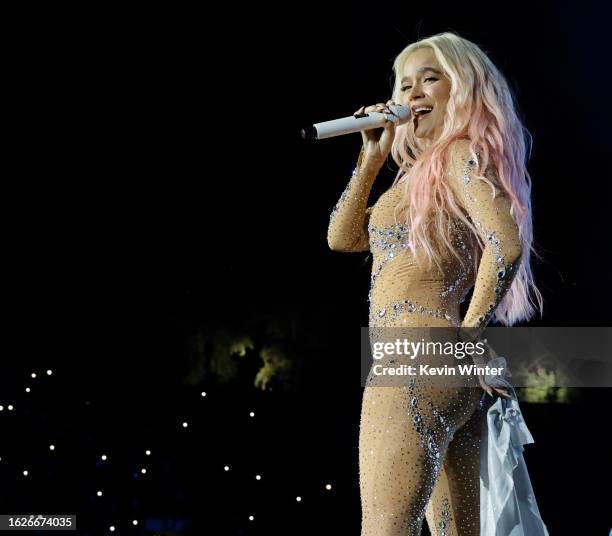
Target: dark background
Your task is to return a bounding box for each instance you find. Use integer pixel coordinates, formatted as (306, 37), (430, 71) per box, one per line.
(1, 2), (611, 534)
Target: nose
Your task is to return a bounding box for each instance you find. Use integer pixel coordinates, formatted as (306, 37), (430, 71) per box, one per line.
(407, 82), (425, 101)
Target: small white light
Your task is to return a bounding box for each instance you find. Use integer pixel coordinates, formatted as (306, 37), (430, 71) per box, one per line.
(141, 468), (147, 474)
(0, 406), (4, 411)
(182, 421), (189, 428)
(23, 470), (29, 476)
(201, 391), (207, 397)
(145, 450), (151, 456)
(296, 496), (302, 502)
(109, 526), (115, 532)
(97, 491), (103, 497)
(325, 484), (332, 490)
(255, 474), (261, 480)
(31, 373), (37, 379)
(49, 445), (55, 451)
(25, 388), (31, 393)
(132, 519), (138, 526)
(101, 455), (107, 461)
(224, 465), (230, 471)
(248, 515), (254, 521)
(47, 369), (53, 376)
(249, 411), (255, 417)
(8, 405), (14, 411)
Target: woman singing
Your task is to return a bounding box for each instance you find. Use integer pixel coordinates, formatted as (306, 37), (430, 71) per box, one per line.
(327, 32), (546, 535)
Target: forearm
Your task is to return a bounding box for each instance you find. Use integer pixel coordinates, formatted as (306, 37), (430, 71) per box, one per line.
(327, 148), (382, 252)
(462, 244), (522, 328)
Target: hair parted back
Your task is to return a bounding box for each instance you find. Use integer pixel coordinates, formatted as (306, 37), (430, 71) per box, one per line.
(387, 31), (543, 326)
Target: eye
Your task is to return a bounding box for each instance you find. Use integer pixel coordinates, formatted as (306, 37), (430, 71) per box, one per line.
(400, 77), (438, 92)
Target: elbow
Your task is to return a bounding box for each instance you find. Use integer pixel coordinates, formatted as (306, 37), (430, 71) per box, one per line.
(506, 241), (523, 266)
(327, 230), (357, 252)
(326, 229), (339, 251)
(497, 243), (522, 284)
(327, 236), (350, 252)
(493, 232), (522, 266)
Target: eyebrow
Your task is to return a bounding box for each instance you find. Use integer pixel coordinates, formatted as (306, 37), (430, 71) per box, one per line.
(401, 67), (442, 83)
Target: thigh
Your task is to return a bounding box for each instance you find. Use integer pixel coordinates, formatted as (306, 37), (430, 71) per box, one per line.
(359, 385), (433, 535)
(359, 383), (480, 536)
(425, 398), (484, 536)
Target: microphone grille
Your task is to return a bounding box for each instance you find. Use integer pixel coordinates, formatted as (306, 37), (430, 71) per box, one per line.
(300, 125), (317, 140)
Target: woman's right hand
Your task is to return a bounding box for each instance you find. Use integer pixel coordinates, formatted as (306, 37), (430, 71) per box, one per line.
(477, 371), (511, 399)
(353, 100), (398, 167)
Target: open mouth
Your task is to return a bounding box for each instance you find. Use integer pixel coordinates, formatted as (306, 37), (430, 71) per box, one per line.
(413, 108), (433, 128)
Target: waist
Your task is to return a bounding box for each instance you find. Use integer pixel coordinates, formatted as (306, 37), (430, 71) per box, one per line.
(369, 297), (461, 328)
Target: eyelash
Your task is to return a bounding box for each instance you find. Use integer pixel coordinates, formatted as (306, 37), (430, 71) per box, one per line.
(401, 77), (437, 91)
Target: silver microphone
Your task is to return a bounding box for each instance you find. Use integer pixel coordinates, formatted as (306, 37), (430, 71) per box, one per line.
(301, 104), (411, 140)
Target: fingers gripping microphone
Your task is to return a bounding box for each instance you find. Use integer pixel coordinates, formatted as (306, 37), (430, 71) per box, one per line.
(301, 105), (411, 140)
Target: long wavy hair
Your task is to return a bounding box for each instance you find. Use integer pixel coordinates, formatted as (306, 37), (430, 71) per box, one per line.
(388, 31), (543, 326)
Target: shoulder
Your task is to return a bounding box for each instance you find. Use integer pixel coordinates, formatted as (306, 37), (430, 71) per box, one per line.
(445, 139), (502, 182)
(448, 137), (472, 153)
(446, 138), (480, 170)
(443, 138), (480, 191)
(444, 139), (506, 202)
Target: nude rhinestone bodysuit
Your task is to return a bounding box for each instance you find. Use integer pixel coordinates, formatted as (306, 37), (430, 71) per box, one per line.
(327, 139), (522, 536)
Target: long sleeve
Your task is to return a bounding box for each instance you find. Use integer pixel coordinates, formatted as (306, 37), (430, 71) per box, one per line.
(446, 140), (522, 328)
(327, 148), (380, 252)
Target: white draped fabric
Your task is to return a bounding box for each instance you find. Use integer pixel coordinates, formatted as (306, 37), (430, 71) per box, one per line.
(480, 356), (550, 536)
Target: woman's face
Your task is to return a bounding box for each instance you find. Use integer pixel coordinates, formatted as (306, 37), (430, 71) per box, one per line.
(399, 47), (451, 146)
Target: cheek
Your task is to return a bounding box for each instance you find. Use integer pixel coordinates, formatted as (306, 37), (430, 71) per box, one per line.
(434, 97), (449, 116)
(436, 101), (448, 114)
(433, 84), (451, 105)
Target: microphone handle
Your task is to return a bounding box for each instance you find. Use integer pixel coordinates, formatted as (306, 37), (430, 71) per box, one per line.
(301, 105), (410, 140)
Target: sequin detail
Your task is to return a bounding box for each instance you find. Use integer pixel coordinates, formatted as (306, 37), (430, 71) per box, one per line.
(367, 221), (412, 305)
(327, 147), (377, 252)
(369, 298), (459, 327)
(462, 156), (477, 184)
(437, 496), (452, 535)
(446, 140), (522, 328)
(368, 222), (411, 252)
(329, 140), (519, 535)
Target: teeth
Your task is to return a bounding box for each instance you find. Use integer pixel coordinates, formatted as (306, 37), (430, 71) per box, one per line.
(414, 107), (433, 114)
